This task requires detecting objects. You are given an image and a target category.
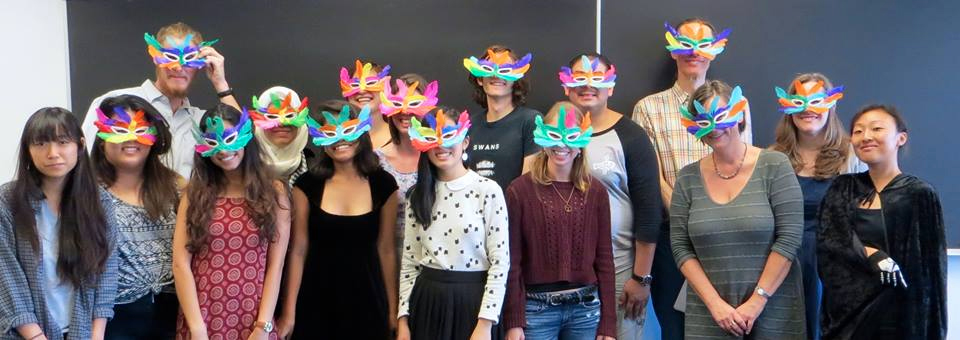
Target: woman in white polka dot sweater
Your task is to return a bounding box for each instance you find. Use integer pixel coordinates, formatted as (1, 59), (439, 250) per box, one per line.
(396, 107), (510, 340)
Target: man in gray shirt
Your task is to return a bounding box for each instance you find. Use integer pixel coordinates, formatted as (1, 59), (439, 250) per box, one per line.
(82, 22), (240, 178)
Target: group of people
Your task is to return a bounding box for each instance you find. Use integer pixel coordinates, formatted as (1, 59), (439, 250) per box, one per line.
(0, 17), (946, 340)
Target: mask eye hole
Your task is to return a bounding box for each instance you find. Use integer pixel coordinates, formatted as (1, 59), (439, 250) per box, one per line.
(283, 113), (296, 120)
(697, 41), (712, 49)
(808, 98), (823, 106)
(265, 114), (280, 120)
(223, 132), (238, 145)
(321, 130), (338, 138)
(680, 41), (694, 49)
(407, 100), (423, 108)
(566, 132), (581, 141)
(181, 51), (199, 62)
(349, 82), (361, 89)
(162, 52), (180, 61)
(714, 111), (729, 122)
(479, 65), (495, 73)
(423, 135), (439, 142)
(696, 120), (712, 128)
(391, 101), (405, 108)
(341, 126), (358, 135)
(134, 127), (150, 135)
(204, 138), (219, 147)
(573, 76), (588, 82)
(791, 99), (805, 106)
(546, 131), (563, 140)
(441, 131), (457, 140)
(110, 126), (130, 135)
(590, 76), (605, 82)
(364, 79), (379, 87)
(497, 68), (513, 74)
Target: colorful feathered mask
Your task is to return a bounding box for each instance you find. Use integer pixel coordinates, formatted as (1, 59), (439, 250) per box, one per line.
(664, 22), (730, 60)
(379, 78), (439, 118)
(193, 110), (254, 157)
(339, 60), (391, 97)
(463, 49), (533, 82)
(144, 33), (219, 70)
(680, 86), (747, 139)
(533, 106), (592, 148)
(249, 91), (310, 129)
(775, 80), (844, 115)
(558, 55), (617, 90)
(408, 110), (471, 152)
(94, 106), (157, 146)
(305, 105), (372, 146)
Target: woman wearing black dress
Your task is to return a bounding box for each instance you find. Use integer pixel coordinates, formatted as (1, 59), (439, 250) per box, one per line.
(283, 100), (399, 339)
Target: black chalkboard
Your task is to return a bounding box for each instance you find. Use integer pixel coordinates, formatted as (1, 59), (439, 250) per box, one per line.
(68, 0), (956, 246)
(601, 1), (957, 247)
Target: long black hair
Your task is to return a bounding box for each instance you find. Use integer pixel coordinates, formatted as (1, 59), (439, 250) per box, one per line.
(91, 95), (179, 220)
(309, 100), (381, 181)
(406, 107), (466, 229)
(10, 107), (110, 287)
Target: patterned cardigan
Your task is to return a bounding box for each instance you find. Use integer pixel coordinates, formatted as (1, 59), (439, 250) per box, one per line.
(0, 182), (118, 340)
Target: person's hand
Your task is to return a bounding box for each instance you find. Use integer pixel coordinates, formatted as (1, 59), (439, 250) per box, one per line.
(189, 327), (210, 340)
(734, 296), (767, 335)
(618, 277), (650, 320)
(469, 319), (493, 340)
(275, 316), (295, 339)
(199, 46), (229, 92)
(505, 327), (525, 340)
(246, 328), (269, 340)
(706, 299), (747, 336)
(396, 318), (411, 340)
(868, 250), (908, 287)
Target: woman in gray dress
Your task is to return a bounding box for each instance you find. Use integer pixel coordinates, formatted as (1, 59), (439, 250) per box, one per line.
(670, 80), (805, 339)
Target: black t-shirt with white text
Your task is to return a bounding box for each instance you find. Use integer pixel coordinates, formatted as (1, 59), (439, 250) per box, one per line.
(466, 106), (541, 190)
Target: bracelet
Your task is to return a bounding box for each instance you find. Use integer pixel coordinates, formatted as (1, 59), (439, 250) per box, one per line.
(631, 273), (653, 286)
(216, 88), (234, 98)
(28, 332), (44, 340)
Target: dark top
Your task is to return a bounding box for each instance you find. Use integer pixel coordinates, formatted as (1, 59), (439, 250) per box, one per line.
(291, 168), (398, 340)
(466, 106), (541, 190)
(798, 176), (833, 233)
(503, 174), (617, 337)
(818, 173), (946, 339)
(854, 208), (886, 250)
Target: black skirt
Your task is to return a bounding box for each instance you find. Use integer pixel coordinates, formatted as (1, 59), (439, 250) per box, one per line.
(408, 267), (503, 340)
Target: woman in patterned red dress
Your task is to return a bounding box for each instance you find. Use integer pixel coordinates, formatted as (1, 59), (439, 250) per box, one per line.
(173, 104), (291, 340)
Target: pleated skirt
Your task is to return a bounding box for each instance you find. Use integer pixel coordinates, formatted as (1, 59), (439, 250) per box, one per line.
(408, 267), (503, 340)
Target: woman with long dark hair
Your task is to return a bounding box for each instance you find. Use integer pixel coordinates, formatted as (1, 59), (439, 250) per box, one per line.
(173, 104), (290, 340)
(284, 100), (398, 339)
(397, 107), (509, 340)
(818, 105), (946, 339)
(91, 95), (182, 340)
(0, 107), (118, 340)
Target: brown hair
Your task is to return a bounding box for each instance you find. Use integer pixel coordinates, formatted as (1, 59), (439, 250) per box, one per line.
(530, 102), (591, 192)
(687, 80), (747, 133)
(156, 22), (204, 46)
(468, 45), (530, 108)
(11, 107), (110, 287)
(386, 73), (428, 145)
(770, 73), (852, 179)
(92, 95), (180, 220)
(185, 104), (281, 253)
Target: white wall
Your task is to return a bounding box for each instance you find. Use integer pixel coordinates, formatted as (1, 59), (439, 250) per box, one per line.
(0, 0), (71, 181)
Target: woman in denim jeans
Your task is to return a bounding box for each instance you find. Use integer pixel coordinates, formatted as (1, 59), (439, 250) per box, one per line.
(503, 103), (616, 340)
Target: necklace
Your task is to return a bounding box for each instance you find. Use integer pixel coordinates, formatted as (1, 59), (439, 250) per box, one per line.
(550, 182), (577, 212)
(713, 142), (748, 180)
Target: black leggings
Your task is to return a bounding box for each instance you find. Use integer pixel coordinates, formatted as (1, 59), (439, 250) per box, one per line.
(105, 292), (179, 340)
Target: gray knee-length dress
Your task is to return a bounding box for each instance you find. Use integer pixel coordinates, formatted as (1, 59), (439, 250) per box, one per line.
(670, 150), (805, 339)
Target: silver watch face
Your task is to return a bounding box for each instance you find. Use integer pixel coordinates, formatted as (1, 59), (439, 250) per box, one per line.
(264, 321), (274, 332)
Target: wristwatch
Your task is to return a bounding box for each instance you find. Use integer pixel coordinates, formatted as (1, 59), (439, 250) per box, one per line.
(253, 320), (274, 333)
(755, 286), (772, 299)
(631, 273), (653, 286)
(216, 88), (235, 98)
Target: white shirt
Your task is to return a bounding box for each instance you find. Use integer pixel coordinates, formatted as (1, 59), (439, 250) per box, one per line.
(398, 170), (510, 322)
(37, 200), (75, 333)
(82, 80), (204, 178)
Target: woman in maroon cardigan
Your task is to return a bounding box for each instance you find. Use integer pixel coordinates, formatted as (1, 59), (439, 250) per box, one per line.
(504, 103), (616, 340)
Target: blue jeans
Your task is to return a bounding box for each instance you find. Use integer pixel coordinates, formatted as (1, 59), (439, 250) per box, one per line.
(524, 292), (601, 340)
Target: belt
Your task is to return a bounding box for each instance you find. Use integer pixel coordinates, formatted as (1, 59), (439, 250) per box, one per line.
(525, 285), (597, 306)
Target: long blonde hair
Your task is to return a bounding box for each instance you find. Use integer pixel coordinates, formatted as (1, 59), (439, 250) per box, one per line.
(530, 101), (591, 192)
(770, 73), (851, 179)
